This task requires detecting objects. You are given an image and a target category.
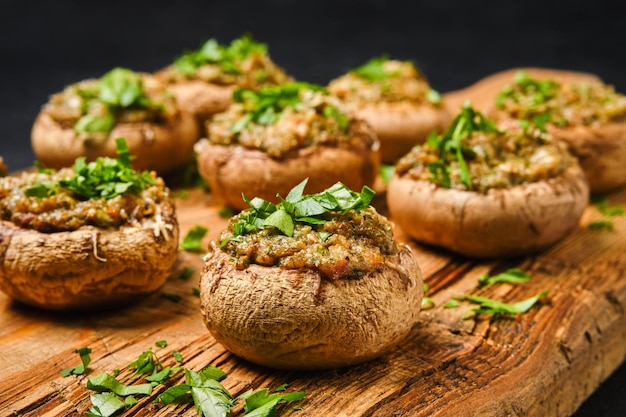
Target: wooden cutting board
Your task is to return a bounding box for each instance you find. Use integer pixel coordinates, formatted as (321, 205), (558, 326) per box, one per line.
(1, 73), (626, 416)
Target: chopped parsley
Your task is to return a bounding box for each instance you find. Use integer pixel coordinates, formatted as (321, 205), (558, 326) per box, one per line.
(223, 178), (374, 245)
(478, 268), (531, 286)
(587, 220), (614, 231)
(180, 225), (209, 252)
(421, 283), (434, 310)
(351, 55), (400, 81)
(174, 33), (267, 76)
(25, 138), (155, 200)
(230, 82), (330, 133)
(73, 68), (164, 135)
(61, 347), (92, 377)
(456, 291), (549, 319)
(426, 103), (501, 189)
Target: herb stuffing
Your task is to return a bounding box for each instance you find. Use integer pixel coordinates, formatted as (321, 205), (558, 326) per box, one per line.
(394, 103), (574, 192)
(45, 68), (174, 138)
(219, 179), (399, 280)
(163, 33), (291, 88)
(328, 56), (441, 106)
(495, 70), (626, 129)
(207, 82), (376, 158)
(0, 138), (172, 233)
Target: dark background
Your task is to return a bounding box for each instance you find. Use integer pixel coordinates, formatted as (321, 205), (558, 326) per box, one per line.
(1, 1), (625, 415)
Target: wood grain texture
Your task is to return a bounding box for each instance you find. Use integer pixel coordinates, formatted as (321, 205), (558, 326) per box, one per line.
(0, 182), (624, 417)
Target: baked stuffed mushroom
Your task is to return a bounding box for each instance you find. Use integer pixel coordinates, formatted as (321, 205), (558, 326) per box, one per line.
(196, 82), (380, 210)
(200, 180), (423, 370)
(387, 104), (589, 258)
(0, 139), (179, 310)
(31, 67), (199, 175)
(489, 70), (626, 193)
(157, 34), (292, 122)
(328, 56), (451, 163)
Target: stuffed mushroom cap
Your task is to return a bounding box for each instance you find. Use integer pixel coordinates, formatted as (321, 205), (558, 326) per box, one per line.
(487, 70), (626, 193)
(200, 180), (423, 370)
(157, 34), (293, 120)
(387, 104), (589, 258)
(328, 56), (451, 163)
(31, 67), (199, 176)
(0, 139), (179, 310)
(197, 82), (380, 210)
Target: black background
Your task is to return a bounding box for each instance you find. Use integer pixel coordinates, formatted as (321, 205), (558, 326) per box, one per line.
(1, 1), (625, 415)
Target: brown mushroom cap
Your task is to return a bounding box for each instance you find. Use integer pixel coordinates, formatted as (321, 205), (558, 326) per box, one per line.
(199, 242), (423, 370)
(196, 141), (380, 211)
(0, 202), (179, 310)
(549, 121), (626, 193)
(166, 81), (236, 121)
(387, 164), (589, 258)
(31, 110), (199, 175)
(353, 102), (452, 163)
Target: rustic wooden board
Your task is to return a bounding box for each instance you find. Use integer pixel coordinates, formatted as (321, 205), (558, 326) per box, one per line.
(0, 179), (625, 417)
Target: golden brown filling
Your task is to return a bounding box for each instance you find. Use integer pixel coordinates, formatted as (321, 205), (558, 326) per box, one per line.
(328, 58), (440, 106)
(0, 169), (171, 233)
(206, 84), (378, 158)
(44, 68), (178, 144)
(395, 105), (574, 192)
(495, 71), (626, 127)
(220, 207), (398, 280)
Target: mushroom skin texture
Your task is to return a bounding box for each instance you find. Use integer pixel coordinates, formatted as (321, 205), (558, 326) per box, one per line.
(387, 164), (589, 258)
(163, 81), (236, 121)
(199, 242), (423, 370)
(196, 137), (379, 211)
(447, 68), (626, 193)
(328, 58), (451, 163)
(0, 200), (179, 310)
(31, 110), (199, 176)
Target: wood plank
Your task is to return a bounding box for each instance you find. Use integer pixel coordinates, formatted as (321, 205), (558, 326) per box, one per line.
(1, 174), (625, 415)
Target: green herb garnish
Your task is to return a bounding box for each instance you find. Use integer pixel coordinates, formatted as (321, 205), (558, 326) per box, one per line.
(587, 220), (614, 231)
(231, 82), (327, 133)
(592, 196), (625, 216)
(85, 392), (129, 417)
(74, 68), (163, 135)
(421, 283), (434, 310)
(426, 103), (500, 189)
(379, 164), (395, 185)
(443, 299), (459, 309)
(87, 373), (153, 397)
(155, 340), (168, 348)
(456, 291), (548, 319)
(161, 292), (182, 303)
(478, 268), (531, 286)
(351, 55), (399, 81)
(43, 138), (155, 200)
(180, 225), (209, 252)
(174, 34), (267, 76)
(61, 347), (92, 377)
(224, 179), (374, 246)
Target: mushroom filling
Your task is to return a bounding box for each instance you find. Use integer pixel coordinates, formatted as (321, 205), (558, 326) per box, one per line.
(395, 105), (574, 192)
(328, 57), (441, 106)
(160, 34), (291, 88)
(44, 68), (178, 143)
(0, 170), (170, 233)
(220, 207), (398, 281)
(495, 71), (626, 127)
(206, 83), (378, 158)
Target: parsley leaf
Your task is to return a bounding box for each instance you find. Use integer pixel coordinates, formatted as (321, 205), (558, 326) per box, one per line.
(231, 82), (327, 133)
(174, 34), (267, 76)
(86, 373), (152, 397)
(57, 138), (155, 200)
(478, 268), (531, 286)
(587, 220), (614, 231)
(180, 225), (209, 252)
(226, 178), (374, 242)
(351, 55), (399, 81)
(456, 291), (549, 319)
(61, 347), (92, 377)
(426, 102), (500, 190)
(85, 392), (127, 417)
(239, 387), (306, 416)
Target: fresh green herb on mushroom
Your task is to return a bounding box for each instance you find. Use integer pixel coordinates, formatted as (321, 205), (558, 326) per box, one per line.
(426, 103), (501, 189)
